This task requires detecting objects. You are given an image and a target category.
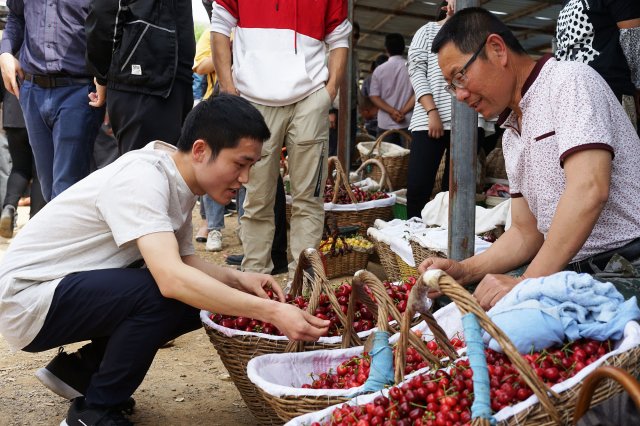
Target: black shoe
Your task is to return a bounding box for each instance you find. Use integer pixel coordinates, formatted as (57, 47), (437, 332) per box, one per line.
(36, 347), (95, 400)
(36, 346), (135, 414)
(225, 254), (244, 266)
(61, 398), (133, 426)
(0, 205), (16, 238)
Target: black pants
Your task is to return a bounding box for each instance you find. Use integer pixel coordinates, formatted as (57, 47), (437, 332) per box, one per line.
(23, 268), (201, 407)
(107, 81), (193, 154)
(3, 127), (45, 217)
(406, 130), (451, 219)
(406, 128), (485, 219)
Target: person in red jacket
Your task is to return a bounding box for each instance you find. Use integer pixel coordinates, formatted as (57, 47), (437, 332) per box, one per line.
(211, 0), (351, 280)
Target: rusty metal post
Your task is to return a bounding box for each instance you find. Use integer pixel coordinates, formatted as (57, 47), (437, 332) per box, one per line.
(448, 0), (479, 261)
(337, 0), (354, 174)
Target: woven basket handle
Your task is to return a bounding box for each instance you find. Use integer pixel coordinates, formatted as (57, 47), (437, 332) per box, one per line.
(286, 248), (360, 352)
(328, 156), (357, 205)
(370, 129), (412, 154)
(355, 158), (393, 192)
(573, 366), (640, 425)
(420, 270), (562, 424)
(393, 278), (458, 384)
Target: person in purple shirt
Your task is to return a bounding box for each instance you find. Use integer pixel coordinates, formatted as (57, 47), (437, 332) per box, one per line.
(0, 0), (105, 202)
(369, 33), (415, 145)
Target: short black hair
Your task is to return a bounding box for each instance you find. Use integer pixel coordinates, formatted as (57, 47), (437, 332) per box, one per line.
(431, 8), (526, 57)
(177, 94), (270, 160)
(384, 33), (405, 56)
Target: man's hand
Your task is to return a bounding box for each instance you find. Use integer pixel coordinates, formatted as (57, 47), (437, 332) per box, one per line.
(473, 274), (521, 310)
(0, 52), (23, 98)
(391, 109), (405, 123)
(270, 303), (331, 341)
(418, 257), (467, 298)
(325, 84), (338, 102)
(428, 111), (444, 139)
(235, 272), (285, 302)
(219, 80), (239, 96)
(88, 78), (107, 107)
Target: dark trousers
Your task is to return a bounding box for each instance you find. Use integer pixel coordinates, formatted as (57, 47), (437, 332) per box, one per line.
(23, 268), (201, 407)
(407, 130), (451, 219)
(107, 81), (193, 154)
(406, 128), (486, 219)
(3, 127), (45, 217)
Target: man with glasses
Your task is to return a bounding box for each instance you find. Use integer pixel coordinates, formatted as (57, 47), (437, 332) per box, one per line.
(418, 7), (640, 310)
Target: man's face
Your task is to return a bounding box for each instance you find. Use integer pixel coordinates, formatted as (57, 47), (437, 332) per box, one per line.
(438, 40), (512, 119)
(195, 138), (262, 204)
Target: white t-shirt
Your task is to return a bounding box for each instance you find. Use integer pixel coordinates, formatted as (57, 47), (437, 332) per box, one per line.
(499, 56), (640, 261)
(0, 142), (197, 349)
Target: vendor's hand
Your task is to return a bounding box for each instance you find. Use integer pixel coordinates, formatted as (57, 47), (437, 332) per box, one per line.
(271, 303), (331, 341)
(427, 112), (444, 139)
(236, 272), (285, 302)
(418, 257), (467, 298)
(473, 274), (521, 310)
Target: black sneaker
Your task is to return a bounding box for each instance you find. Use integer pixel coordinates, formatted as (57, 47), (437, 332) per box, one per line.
(36, 347), (94, 400)
(61, 398), (133, 426)
(36, 346), (136, 414)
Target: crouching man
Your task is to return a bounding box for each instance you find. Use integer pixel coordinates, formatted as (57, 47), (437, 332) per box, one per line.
(0, 94), (329, 426)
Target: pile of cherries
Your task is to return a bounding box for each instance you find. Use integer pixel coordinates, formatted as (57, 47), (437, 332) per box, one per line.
(303, 334), (465, 390)
(209, 278), (416, 337)
(311, 338), (611, 426)
(324, 183), (389, 204)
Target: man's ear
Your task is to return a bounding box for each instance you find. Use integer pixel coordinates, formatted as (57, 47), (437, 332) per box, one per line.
(487, 33), (508, 65)
(192, 139), (209, 163)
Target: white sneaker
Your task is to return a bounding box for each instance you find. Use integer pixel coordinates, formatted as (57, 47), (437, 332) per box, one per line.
(205, 230), (223, 252)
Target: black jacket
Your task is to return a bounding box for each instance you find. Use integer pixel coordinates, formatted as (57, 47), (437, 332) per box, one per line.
(86, 0), (194, 98)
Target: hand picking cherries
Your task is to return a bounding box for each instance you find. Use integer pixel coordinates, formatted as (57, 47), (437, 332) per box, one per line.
(311, 338), (611, 426)
(208, 278), (418, 337)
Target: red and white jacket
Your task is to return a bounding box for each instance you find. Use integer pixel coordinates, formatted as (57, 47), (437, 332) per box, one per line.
(211, 0), (351, 106)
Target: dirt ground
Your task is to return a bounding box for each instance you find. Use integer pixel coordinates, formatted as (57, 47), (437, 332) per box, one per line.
(0, 207), (292, 426)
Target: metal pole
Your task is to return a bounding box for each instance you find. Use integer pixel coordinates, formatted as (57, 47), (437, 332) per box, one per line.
(337, 0), (354, 173)
(448, 0), (479, 261)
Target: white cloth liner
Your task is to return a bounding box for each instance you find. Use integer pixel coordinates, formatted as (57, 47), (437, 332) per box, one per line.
(286, 193), (397, 211)
(421, 191), (512, 234)
(410, 228), (493, 258)
(367, 218), (427, 266)
(357, 141), (410, 158)
(248, 303), (460, 399)
(285, 312), (640, 426)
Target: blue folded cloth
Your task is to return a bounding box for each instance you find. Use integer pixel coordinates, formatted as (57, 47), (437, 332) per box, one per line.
(484, 271), (640, 353)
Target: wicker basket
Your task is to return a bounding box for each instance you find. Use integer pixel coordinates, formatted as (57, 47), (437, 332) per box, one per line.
(322, 248), (371, 279)
(357, 129), (411, 190)
(486, 144), (508, 181)
(409, 238), (447, 267)
(324, 156), (394, 231)
(201, 248), (362, 425)
(396, 271), (640, 426)
(254, 270), (433, 423)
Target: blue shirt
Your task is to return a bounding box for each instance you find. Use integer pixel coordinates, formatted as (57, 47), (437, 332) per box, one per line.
(0, 0), (92, 77)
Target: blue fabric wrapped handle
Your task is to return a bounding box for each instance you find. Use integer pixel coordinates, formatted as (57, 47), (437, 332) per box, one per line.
(348, 331), (394, 396)
(462, 313), (495, 424)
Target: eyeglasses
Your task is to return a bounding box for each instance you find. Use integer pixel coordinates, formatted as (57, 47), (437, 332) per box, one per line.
(444, 37), (488, 96)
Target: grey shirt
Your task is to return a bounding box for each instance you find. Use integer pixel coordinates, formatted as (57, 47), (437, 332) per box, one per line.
(369, 55), (414, 130)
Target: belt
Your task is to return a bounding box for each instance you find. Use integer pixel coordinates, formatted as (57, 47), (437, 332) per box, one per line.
(567, 237), (640, 274)
(23, 73), (93, 89)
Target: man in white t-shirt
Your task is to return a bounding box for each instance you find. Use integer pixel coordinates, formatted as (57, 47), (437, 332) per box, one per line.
(0, 95), (329, 426)
(418, 8), (640, 310)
